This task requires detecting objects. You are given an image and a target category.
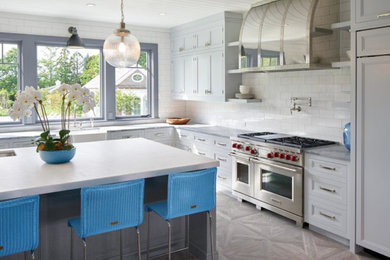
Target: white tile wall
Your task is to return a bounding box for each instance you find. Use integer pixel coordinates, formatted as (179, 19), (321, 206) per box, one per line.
(0, 12), (186, 120)
(186, 68), (351, 143)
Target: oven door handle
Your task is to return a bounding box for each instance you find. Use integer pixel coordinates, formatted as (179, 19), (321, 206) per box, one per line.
(250, 158), (298, 173)
(228, 152), (251, 161)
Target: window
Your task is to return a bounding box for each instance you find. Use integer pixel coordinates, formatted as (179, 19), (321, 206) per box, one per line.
(0, 33), (158, 128)
(115, 50), (152, 118)
(37, 46), (102, 120)
(0, 43), (19, 123)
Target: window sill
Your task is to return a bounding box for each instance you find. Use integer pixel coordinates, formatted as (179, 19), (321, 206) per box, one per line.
(0, 117), (163, 134)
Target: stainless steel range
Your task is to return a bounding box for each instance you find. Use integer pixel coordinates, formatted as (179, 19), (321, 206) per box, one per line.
(229, 132), (335, 226)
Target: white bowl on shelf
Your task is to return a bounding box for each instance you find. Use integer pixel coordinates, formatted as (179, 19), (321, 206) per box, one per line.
(239, 85), (250, 94)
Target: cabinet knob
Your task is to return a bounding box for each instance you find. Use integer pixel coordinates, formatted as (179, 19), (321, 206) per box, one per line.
(179, 47), (184, 52)
(205, 42), (211, 47)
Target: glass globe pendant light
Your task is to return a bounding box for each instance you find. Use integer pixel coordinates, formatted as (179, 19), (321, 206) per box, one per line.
(103, 0), (140, 68)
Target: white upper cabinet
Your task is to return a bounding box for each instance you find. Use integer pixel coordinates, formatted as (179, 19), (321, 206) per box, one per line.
(354, 0), (390, 29)
(170, 12), (242, 102)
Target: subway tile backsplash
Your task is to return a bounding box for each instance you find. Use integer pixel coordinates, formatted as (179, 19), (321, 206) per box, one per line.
(186, 68), (351, 143)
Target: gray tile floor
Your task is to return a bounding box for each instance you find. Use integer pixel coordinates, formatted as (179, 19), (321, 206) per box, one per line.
(216, 192), (378, 260)
(157, 192), (379, 260)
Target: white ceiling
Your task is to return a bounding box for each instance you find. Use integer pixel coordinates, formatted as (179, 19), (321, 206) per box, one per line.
(0, 0), (255, 28)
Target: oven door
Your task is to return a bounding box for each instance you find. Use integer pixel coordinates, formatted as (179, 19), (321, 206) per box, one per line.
(253, 157), (303, 216)
(230, 152), (254, 197)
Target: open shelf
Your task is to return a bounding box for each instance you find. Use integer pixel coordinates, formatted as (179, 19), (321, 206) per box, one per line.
(227, 98), (262, 103)
(227, 41), (239, 47)
(332, 61), (351, 68)
(312, 27), (333, 37)
(331, 21), (351, 31)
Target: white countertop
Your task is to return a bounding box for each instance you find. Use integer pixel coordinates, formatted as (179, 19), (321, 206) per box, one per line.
(0, 138), (219, 200)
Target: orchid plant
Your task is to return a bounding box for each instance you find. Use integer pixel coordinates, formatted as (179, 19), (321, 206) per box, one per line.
(9, 84), (96, 151)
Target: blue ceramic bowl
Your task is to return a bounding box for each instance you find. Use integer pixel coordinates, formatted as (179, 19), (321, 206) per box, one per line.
(39, 148), (76, 164)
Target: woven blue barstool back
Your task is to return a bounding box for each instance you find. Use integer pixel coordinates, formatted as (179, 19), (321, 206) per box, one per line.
(78, 179), (144, 238)
(167, 167), (217, 219)
(0, 195), (39, 257)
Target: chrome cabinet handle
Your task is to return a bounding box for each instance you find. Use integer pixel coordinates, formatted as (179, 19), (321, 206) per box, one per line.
(320, 211), (336, 220)
(217, 175), (227, 180)
(154, 133), (164, 136)
(228, 152), (250, 161)
(217, 157), (227, 162)
(181, 135), (188, 138)
(205, 90), (212, 94)
(217, 142), (227, 147)
(179, 47), (184, 52)
(198, 152), (206, 156)
(123, 136), (134, 139)
(377, 12), (390, 18)
(319, 165), (336, 171)
(205, 42), (211, 47)
(271, 198), (281, 204)
(197, 138), (206, 142)
(319, 186), (336, 193)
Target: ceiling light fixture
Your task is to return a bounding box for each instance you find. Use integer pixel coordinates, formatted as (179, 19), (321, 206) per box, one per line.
(103, 0), (140, 68)
(66, 27), (85, 49)
(86, 3), (96, 7)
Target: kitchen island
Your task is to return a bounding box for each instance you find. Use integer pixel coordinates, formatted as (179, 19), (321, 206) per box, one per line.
(0, 138), (219, 260)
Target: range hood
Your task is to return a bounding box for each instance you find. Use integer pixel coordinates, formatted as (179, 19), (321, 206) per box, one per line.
(230, 0), (337, 73)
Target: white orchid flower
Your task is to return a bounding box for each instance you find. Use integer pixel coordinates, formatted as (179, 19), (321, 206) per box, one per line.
(25, 86), (42, 102)
(68, 92), (80, 102)
(76, 96), (88, 106)
(80, 87), (90, 97)
(71, 83), (82, 93)
(9, 103), (25, 120)
(58, 84), (70, 95)
(17, 93), (34, 109)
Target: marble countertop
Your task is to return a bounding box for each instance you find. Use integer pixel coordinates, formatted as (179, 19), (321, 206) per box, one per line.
(304, 144), (350, 162)
(0, 138), (219, 200)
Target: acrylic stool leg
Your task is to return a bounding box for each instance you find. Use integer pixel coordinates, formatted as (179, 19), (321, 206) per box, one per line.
(82, 238), (87, 260)
(70, 228), (74, 260)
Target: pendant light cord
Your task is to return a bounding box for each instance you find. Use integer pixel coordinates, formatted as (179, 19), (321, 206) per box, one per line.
(121, 0), (124, 23)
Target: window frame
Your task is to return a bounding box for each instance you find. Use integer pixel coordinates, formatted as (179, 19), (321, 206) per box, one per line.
(114, 43), (159, 120)
(35, 40), (105, 122)
(0, 38), (22, 126)
(0, 32), (159, 129)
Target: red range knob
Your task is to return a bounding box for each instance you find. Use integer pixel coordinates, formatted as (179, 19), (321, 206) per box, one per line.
(237, 144), (243, 149)
(291, 156), (298, 161)
(250, 149), (256, 154)
(267, 153), (273, 158)
(245, 146), (251, 151)
(279, 153), (285, 159)
(285, 155), (291, 160)
(232, 143), (237, 148)
(273, 152), (279, 157)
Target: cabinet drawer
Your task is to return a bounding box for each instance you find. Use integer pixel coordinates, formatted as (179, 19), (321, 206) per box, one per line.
(194, 145), (213, 159)
(217, 169), (232, 188)
(107, 130), (144, 140)
(144, 128), (172, 140)
(176, 129), (194, 143)
(306, 158), (347, 182)
(193, 133), (213, 146)
(357, 27), (390, 57)
(214, 136), (231, 151)
(306, 174), (347, 205)
(306, 199), (348, 238)
(0, 142), (9, 149)
(10, 139), (35, 148)
(355, 0), (390, 24)
(215, 151), (231, 172)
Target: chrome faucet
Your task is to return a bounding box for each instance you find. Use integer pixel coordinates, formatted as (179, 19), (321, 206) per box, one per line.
(290, 97), (312, 114)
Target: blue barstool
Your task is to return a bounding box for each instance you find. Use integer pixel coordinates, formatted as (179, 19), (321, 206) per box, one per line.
(145, 168), (217, 260)
(68, 179), (144, 260)
(0, 195), (40, 259)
